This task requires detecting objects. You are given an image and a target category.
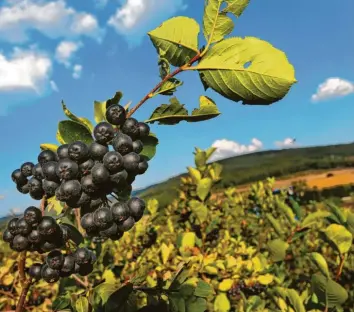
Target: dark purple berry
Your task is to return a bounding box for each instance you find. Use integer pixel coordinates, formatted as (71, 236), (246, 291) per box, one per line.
(38, 150), (57, 165)
(93, 122), (115, 144)
(137, 122), (150, 138)
(112, 133), (133, 155)
(41, 265), (60, 283)
(20, 162), (34, 177)
(57, 144), (69, 159)
(89, 142), (109, 161)
(68, 141), (89, 162)
(11, 169), (27, 186)
(56, 158), (79, 180)
(105, 104), (126, 126)
(42, 161), (59, 182)
(24, 206), (42, 225)
(123, 152), (140, 173)
(121, 118), (140, 140)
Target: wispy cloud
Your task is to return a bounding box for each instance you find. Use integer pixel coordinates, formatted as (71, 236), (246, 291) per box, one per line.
(311, 77), (354, 102)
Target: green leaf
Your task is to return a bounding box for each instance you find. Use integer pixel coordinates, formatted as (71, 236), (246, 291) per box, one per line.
(203, 0), (250, 44)
(214, 293), (231, 312)
(58, 120), (94, 145)
(265, 213), (284, 237)
(104, 283), (134, 312)
(196, 178), (212, 201)
(186, 296), (207, 312)
(60, 223), (84, 246)
(145, 96), (220, 125)
(76, 297), (89, 312)
(155, 78), (183, 96)
(169, 262), (190, 290)
(168, 294), (185, 312)
(322, 224), (353, 254)
(189, 200), (208, 223)
(309, 252), (330, 278)
(325, 202), (347, 224)
(93, 283), (118, 306)
(301, 211), (331, 229)
(61, 101), (94, 133)
(94, 100), (107, 123)
(276, 200), (296, 225)
(187, 167), (202, 183)
(106, 91), (123, 109)
(193, 37), (296, 105)
(140, 133), (158, 161)
(288, 197), (302, 220)
(52, 296), (71, 311)
(194, 149), (207, 170)
(245, 296), (264, 312)
(286, 289), (306, 312)
(311, 273), (348, 308)
(267, 239), (289, 262)
(148, 16), (200, 67)
(346, 212), (354, 235)
(194, 280), (213, 298)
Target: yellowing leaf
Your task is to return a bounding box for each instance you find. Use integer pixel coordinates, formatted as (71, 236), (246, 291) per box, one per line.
(197, 178), (213, 201)
(323, 224), (353, 254)
(161, 243), (174, 264)
(47, 197), (63, 215)
(40, 143), (58, 152)
(204, 265), (218, 275)
(257, 274), (274, 285)
(147, 199), (159, 215)
(203, 0), (250, 44)
(148, 16), (200, 67)
(181, 232), (196, 249)
(193, 37), (296, 105)
(2, 274), (14, 286)
(225, 255), (237, 269)
(102, 270), (116, 284)
(218, 279), (234, 291)
(94, 100), (107, 123)
(56, 130), (66, 145)
(214, 292), (231, 312)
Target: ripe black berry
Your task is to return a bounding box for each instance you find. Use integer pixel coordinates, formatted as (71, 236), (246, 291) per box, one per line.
(89, 142), (109, 161)
(38, 150), (57, 165)
(126, 173), (136, 184)
(30, 188), (45, 200)
(7, 218), (19, 235)
(42, 161), (59, 182)
(66, 191), (91, 208)
(38, 216), (59, 237)
(103, 151), (123, 173)
(91, 163), (110, 185)
(32, 163), (44, 179)
(121, 118), (140, 140)
(112, 133), (133, 155)
(137, 159), (149, 175)
(79, 159), (95, 176)
(28, 178), (43, 193)
(12, 235), (29, 251)
(56, 158), (79, 180)
(127, 197), (145, 222)
(81, 175), (99, 195)
(17, 183), (30, 194)
(20, 162), (34, 177)
(11, 169), (27, 186)
(99, 222), (118, 238)
(80, 213), (97, 232)
(117, 216), (135, 232)
(60, 180), (82, 201)
(43, 180), (60, 197)
(137, 122), (150, 138)
(111, 202), (130, 222)
(29, 263), (42, 280)
(40, 241), (58, 252)
(123, 152), (140, 173)
(74, 248), (92, 265)
(93, 207), (113, 229)
(110, 170), (128, 187)
(28, 230), (42, 244)
(46, 250), (64, 270)
(110, 229), (124, 241)
(105, 104), (126, 126)
(77, 263), (93, 276)
(57, 144), (69, 159)
(24, 206), (42, 225)
(41, 265), (60, 283)
(68, 141), (89, 162)
(61, 255), (75, 274)
(16, 218), (32, 235)
(132, 140), (143, 154)
(3, 229), (14, 243)
(93, 122), (115, 144)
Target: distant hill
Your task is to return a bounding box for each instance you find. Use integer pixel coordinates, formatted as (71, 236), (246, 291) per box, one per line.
(135, 142), (354, 206)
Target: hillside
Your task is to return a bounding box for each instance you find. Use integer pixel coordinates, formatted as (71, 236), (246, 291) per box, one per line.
(135, 142), (354, 206)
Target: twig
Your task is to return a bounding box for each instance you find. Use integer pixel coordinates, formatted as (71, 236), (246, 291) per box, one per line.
(15, 279), (32, 312)
(74, 208), (84, 234)
(0, 289), (15, 299)
(335, 254), (345, 281)
(126, 53), (202, 118)
(18, 251), (27, 286)
(40, 196), (47, 216)
(72, 274), (89, 288)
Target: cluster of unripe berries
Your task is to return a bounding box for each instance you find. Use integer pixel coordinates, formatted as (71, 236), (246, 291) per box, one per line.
(3, 206), (70, 253)
(81, 197), (146, 242)
(228, 280), (266, 298)
(28, 248), (96, 283)
(10, 103), (150, 207)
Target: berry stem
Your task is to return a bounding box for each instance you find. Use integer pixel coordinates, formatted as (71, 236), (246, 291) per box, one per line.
(71, 274), (89, 288)
(126, 53), (202, 118)
(335, 254), (345, 281)
(18, 251), (27, 286)
(0, 289), (16, 299)
(15, 279), (32, 312)
(40, 196), (47, 216)
(74, 208), (84, 235)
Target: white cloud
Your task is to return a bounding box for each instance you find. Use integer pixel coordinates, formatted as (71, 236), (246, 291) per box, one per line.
(50, 80), (59, 92)
(108, 0), (187, 45)
(55, 40), (82, 67)
(72, 64), (82, 79)
(275, 138), (296, 148)
(0, 47), (52, 93)
(209, 138), (263, 162)
(311, 77), (354, 102)
(0, 0), (104, 43)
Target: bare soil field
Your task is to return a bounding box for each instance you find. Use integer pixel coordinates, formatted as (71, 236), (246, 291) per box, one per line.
(234, 168), (354, 192)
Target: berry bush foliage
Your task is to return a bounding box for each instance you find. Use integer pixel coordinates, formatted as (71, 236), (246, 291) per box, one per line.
(0, 0), (302, 311)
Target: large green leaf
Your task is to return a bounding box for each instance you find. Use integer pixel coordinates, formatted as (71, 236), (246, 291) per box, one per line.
(52, 296), (71, 311)
(196, 178), (212, 201)
(194, 280), (213, 298)
(325, 202), (347, 224)
(76, 297), (89, 312)
(148, 16), (200, 67)
(186, 296), (207, 312)
(346, 212), (354, 235)
(57, 120), (94, 145)
(189, 200), (208, 223)
(192, 37), (296, 105)
(203, 0), (250, 44)
(155, 78), (183, 96)
(265, 213), (284, 237)
(301, 211), (331, 229)
(267, 239), (289, 262)
(140, 133), (159, 161)
(286, 289), (306, 312)
(61, 101), (94, 133)
(309, 252), (330, 278)
(104, 283), (134, 312)
(311, 273), (348, 308)
(322, 224), (353, 254)
(276, 200), (296, 225)
(145, 96), (220, 125)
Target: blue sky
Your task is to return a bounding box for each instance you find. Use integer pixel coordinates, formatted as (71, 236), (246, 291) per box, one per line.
(0, 0), (354, 216)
